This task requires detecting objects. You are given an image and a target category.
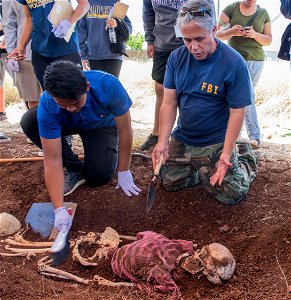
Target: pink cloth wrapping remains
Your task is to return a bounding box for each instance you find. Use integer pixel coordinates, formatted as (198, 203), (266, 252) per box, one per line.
(110, 231), (194, 298)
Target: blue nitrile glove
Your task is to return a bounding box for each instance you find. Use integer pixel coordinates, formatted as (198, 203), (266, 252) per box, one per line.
(53, 207), (72, 232)
(52, 19), (71, 38)
(7, 59), (19, 72)
(115, 170), (141, 196)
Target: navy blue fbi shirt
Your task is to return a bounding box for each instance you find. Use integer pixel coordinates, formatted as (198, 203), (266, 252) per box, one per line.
(164, 40), (252, 147)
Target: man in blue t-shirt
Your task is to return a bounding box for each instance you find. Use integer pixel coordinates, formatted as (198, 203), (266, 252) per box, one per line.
(152, 0), (257, 205)
(20, 61), (141, 232)
(7, 0), (89, 89)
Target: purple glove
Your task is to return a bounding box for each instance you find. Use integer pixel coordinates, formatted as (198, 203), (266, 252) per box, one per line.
(53, 207), (72, 232)
(115, 170), (141, 196)
(7, 59), (19, 72)
(52, 19), (71, 38)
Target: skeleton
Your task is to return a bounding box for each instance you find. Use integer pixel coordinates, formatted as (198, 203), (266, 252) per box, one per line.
(1, 228), (235, 299)
(107, 231), (235, 298)
(67, 230), (236, 299)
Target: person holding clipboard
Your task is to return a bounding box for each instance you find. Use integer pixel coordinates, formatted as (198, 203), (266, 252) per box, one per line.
(7, 0), (89, 89)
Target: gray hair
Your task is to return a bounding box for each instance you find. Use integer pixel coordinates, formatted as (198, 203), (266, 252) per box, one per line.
(176, 0), (216, 33)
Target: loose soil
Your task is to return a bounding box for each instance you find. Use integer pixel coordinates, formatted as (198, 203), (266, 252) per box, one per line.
(0, 133), (290, 300)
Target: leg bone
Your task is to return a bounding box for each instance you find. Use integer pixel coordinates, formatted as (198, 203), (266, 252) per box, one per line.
(5, 245), (51, 253)
(93, 275), (134, 287)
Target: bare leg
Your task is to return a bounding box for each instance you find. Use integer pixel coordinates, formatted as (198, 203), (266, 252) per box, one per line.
(153, 81), (164, 136)
(0, 86), (5, 113)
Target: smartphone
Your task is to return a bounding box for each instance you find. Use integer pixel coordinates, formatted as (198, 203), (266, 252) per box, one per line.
(243, 26), (252, 30)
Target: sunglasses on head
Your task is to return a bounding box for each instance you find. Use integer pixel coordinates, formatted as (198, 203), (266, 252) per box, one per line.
(179, 8), (212, 18)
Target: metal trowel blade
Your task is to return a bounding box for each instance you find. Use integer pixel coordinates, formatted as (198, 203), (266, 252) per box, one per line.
(146, 181), (156, 213)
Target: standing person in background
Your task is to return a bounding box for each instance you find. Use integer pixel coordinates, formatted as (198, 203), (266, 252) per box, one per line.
(0, 0), (13, 122)
(2, 0), (42, 110)
(7, 0), (89, 89)
(0, 1), (11, 141)
(216, 0), (272, 150)
(280, 0), (291, 19)
(278, 0), (291, 64)
(77, 0), (132, 78)
(0, 23), (7, 122)
(140, 0), (216, 151)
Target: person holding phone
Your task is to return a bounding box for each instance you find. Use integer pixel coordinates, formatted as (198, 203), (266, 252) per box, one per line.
(216, 0), (272, 150)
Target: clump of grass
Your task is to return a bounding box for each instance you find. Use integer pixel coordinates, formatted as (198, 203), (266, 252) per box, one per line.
(256, 74), (290, 121)
(4, 80), (20, 106)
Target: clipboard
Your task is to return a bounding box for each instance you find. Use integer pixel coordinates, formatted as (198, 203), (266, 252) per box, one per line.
(108, 2), (129, 20)
(47, 0), (75, 43)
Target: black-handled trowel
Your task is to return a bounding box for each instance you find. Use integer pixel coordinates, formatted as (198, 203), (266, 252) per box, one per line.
(51, 230), (70, 266)
(146, 153), (164, 213)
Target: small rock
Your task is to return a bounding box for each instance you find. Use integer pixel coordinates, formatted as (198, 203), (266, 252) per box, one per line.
(0, 212), (21, 236)
(219, 224), (230, 233)
(232, 226), (239, 232)
(194, 292), (201, 299)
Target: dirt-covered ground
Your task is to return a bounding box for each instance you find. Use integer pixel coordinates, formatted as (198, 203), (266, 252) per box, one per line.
(0, 59), (290, 300)
(0, 131), (290, 300)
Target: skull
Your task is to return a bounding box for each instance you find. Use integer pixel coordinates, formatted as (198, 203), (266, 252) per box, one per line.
(179, 243), (236, 284)
(198, 243), (236, 284)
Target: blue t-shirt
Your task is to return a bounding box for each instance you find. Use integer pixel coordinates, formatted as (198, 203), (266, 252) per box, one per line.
(17, 0), (79, 57)
(37, 71), (132, 139)
(164, 39), (252, 147)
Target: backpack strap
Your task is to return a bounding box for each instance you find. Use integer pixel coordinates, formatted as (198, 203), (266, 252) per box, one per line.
(245, 5), (261, 27)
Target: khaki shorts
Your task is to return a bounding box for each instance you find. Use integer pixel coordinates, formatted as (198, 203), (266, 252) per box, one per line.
(0, 53), (15, 85)
(15, 60), (42, 101)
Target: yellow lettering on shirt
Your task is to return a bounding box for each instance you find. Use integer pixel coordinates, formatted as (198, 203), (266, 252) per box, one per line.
(87, 5), (111, 18)
(27, 0), (54, 9)
(201, 82), (219, 94)
(201, 82), (207, 91)
(207, 84), (213, 93)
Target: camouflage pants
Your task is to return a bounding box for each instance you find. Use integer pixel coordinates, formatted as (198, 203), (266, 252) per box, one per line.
(161, 138), (257, 205)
